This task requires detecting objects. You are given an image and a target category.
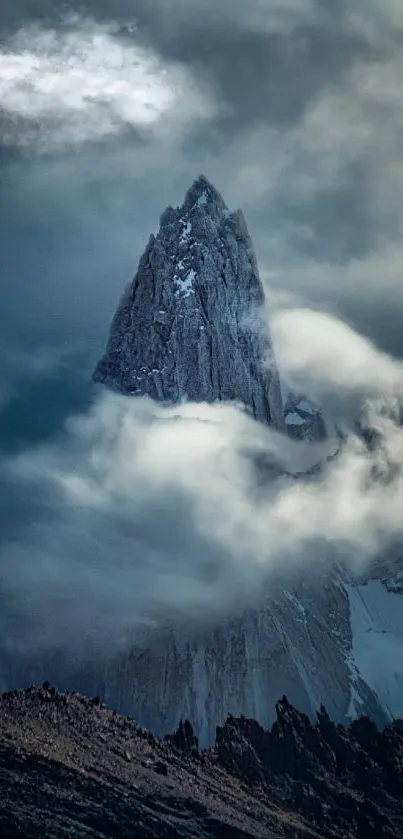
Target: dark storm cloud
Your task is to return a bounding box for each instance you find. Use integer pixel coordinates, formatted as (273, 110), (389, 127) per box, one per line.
(0, 0), (396, 135)
(127, 2), (384, 131)
(11, 1), (399, 136)
(1, 0), (403, 385)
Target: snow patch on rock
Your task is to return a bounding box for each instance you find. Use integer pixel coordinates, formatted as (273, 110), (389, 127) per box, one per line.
(175, 268), (196, 298)
(180, 219), (192, 243)
(286, 412), (306, 426)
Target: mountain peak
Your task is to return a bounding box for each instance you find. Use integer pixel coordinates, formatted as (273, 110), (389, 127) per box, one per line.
(182, 174), (227, 213)
(94, 177), (285, 429)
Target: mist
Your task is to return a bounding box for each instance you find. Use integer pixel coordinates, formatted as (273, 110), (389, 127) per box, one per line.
(1, 320), (402, 659)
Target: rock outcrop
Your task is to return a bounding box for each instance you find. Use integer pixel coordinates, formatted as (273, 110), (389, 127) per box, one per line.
(214, 696), (403, 838)
(94, 175), (285, 429)
(284, 391), (327, 441)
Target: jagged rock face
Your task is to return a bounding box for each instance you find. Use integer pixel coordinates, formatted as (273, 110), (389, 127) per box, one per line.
(2, 686), (403, 839)
(214, 698), (403, 836)
(94, 175), (285, 429)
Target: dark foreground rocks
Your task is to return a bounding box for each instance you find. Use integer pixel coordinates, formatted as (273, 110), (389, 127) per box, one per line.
(1, 686), (403, 838)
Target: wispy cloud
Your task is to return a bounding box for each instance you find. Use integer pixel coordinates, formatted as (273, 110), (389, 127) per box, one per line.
(272, 308), (403, 399)
(0, 16), (217, 150)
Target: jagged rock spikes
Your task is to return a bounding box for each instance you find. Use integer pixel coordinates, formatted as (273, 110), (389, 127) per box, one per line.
(94, 175), (285, 430)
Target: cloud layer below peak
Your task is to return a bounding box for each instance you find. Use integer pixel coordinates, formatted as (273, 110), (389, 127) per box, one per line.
(1, 308), (403, 657)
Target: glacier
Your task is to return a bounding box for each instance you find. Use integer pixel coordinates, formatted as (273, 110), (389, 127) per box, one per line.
(347, 580), (403, 720)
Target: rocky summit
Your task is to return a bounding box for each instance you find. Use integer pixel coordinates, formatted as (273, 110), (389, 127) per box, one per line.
(94, 175), (285, 429)
(1, 685), (403, 838)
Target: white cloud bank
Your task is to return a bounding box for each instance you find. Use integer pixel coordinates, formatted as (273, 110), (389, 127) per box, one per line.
(272, 308), (403, 398)
(1, 308), (403, 655)
(0, 17), (216, 150)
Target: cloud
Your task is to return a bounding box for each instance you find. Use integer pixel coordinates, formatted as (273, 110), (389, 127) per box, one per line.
(1, 304), (403, 659)
(0, 0), (318, 37)
(272, 308), (403, 401)
(0, 16), (217, 151)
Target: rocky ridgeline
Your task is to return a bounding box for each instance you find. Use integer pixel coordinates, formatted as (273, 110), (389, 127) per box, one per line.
(1, 685), (402, 838)
(214, 696), (403, 837)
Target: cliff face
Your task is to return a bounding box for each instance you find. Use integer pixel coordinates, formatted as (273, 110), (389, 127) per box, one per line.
(59, 568), (401, 748)
(94, 175), (285, 429)
(4, 564), (402, 751)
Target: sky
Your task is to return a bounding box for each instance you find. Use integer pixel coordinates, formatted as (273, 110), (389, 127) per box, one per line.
(1, 1), (403, 661)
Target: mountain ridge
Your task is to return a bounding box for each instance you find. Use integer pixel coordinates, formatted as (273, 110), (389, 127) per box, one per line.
(1, 683), (403, 838)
